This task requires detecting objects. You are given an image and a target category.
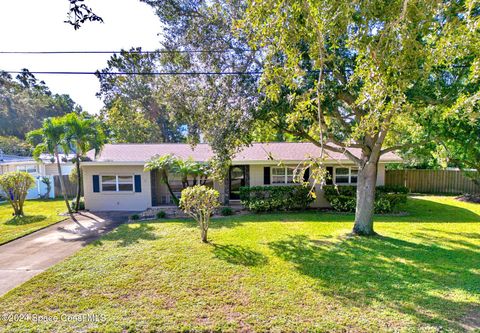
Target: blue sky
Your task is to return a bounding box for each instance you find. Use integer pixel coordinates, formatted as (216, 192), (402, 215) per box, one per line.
(0, 0), (163, 114)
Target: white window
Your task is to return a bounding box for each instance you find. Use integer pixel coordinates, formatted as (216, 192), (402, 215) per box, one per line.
(334, 167), (358, 185)
(17, 164), (38, 174)
(101, 175), (133, 192)
(271, 167), (295, 184)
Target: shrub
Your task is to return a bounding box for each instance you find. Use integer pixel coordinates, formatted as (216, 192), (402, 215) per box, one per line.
(0, 171), (35, 216)
(71, 197), (85, 211)
(328, 195), (357, 212)
(130, 214), (140, 220)
(180, 185), (220, 243)
(156, 211), (166, 219)
(323, 185), (407, 214)
(376, 185), (409, 194)
(239, 185), (314, 213)
(220, 207), (234, 216)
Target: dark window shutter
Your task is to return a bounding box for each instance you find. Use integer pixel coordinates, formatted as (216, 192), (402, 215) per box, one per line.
(263, 167), (271, 185)
(93, 175), (100, 192)
(134, 175), (142, 192)
(303, 168), (310, 182)
(326, 167), (334, 185)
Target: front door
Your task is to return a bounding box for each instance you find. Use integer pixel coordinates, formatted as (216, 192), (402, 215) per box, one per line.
(229, 166), (246, 200)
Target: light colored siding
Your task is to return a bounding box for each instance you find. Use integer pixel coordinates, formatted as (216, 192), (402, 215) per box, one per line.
(44, 163), (74, 176)
(376, 163), (386, 186)
(249, 165), (264, 186)
(83, 165), (152, 212)
(246, 163), (388, 208)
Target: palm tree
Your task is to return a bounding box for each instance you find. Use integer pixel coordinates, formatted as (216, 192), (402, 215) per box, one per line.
(144, 154), (179, 205)
(64, 113), (106, 212)
(172, 158), (197, 188)
(27, 117), (72, 214)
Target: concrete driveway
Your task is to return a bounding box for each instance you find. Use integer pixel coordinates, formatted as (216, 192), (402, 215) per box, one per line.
(0, 211), (132, 297)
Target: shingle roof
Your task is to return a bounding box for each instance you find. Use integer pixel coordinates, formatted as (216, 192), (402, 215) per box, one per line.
(86, 143), (401, 163)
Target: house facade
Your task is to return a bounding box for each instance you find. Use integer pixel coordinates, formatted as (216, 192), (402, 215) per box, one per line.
(82, 143), (401, 212)
(0, 151), (74, 199)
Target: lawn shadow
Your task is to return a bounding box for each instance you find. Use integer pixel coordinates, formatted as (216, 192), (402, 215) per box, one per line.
(211, 243), (268, 267)
(268, 234), (480, 330)
(5, 215), (46, 225)
(403, 197), (480, 223)
(93, 223), (158, 247)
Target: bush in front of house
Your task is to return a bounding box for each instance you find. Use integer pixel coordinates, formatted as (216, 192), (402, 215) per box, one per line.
(239, 185), (314, 213)
(71, 197), (85, 211)
(130, 214), (140, 221)
(180, 185), (220, 243)
(323, 185), (408, 214)
(0, 171), (36, 217)
(156, 211), (167, 219)
(220, 207), (234, 216)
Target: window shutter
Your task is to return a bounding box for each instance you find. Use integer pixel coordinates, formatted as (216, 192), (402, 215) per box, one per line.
(93, 175), (100, 192)
(263, 167), (271, 185)
(134, 175), (142, 193)
(326, 167), (334, 185)
(303, 168), (310, 182)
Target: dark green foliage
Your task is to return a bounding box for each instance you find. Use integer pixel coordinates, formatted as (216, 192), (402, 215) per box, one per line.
(323, 186), (408, 214)
(240, 186), (314, 213)
(70, 198), (85, 211)
(220, 207), (234, 216)
(156, 211), (166, 219)
(130, 214), (140, 221)
(0, 70), (80, 139)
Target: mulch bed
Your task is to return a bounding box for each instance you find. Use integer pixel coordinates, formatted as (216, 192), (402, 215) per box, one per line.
(456, 194), (480, 204)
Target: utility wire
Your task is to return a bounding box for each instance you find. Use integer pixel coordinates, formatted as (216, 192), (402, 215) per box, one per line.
(1, 70), (263, 76)
(0, 49), (251, 54)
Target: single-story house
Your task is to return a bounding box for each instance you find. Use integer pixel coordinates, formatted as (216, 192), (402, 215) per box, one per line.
(0, 150), (74, 199)
(82, 142), (401, 211)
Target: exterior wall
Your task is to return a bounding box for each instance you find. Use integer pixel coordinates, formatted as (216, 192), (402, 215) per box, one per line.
(245, 162), (388, 208)
(80, 162), (388, 212)
(44, 163), (74, 176)
(83, 165), (151, 212)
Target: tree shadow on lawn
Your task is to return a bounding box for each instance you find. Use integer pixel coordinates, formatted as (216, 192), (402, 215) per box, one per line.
(5, 215), (46, 225)
(92, 223), (158, 247)
(177, 198), (480, 231)
(268, 234), (480, 330)
(211, 243), (268, 267)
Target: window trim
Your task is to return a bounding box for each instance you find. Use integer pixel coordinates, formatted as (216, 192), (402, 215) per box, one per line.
(270, 166), (295, 185)
(16, 164), (38, 174)
(333, 167), (359, 185)
(100, 175), (134, 193)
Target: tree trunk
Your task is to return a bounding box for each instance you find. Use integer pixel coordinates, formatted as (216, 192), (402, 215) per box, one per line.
(56, 151), (72, 214)
(74, 156), (82, 212)
(162, 170), (179, 205)
(201, 227), (208, 243)
(353, 160), (378, 236)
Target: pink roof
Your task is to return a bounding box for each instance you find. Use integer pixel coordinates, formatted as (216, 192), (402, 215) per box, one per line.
(86, 143), (401, 163)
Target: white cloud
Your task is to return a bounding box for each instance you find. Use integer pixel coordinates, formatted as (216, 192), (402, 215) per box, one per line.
(0, 0), (163, 114)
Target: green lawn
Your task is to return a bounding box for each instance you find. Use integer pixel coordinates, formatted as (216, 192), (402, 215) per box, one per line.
(0, 196), (479, 332)
(0, 199), (67, 245)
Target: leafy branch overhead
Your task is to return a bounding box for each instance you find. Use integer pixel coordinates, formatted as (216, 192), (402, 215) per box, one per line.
(65, 0), (103, 30)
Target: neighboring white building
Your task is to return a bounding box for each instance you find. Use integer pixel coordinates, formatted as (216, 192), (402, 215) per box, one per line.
(82, 142), (402, 212)
(0, 151), (74, 200)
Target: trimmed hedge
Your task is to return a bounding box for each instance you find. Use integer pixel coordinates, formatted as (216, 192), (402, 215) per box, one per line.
(323, 185), (408, 214)
(240, 185), (314, 212)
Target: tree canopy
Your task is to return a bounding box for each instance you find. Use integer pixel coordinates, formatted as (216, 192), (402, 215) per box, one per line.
(0, 69), (81, 140)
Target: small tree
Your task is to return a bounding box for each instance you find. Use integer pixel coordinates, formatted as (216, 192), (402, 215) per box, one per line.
(144, 154), (179, 205)
(40, 177), (52, 199)
(0, 171), (35, 217)
(180, 185), (220, 243)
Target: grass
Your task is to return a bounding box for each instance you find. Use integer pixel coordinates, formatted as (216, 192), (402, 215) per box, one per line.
(0, 196), (479, 332)
(0, 199), (67, 245)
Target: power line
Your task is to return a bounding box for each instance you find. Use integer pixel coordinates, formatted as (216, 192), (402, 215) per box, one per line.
(2, 70), (263, 76)
(0, 49), (251, 55)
